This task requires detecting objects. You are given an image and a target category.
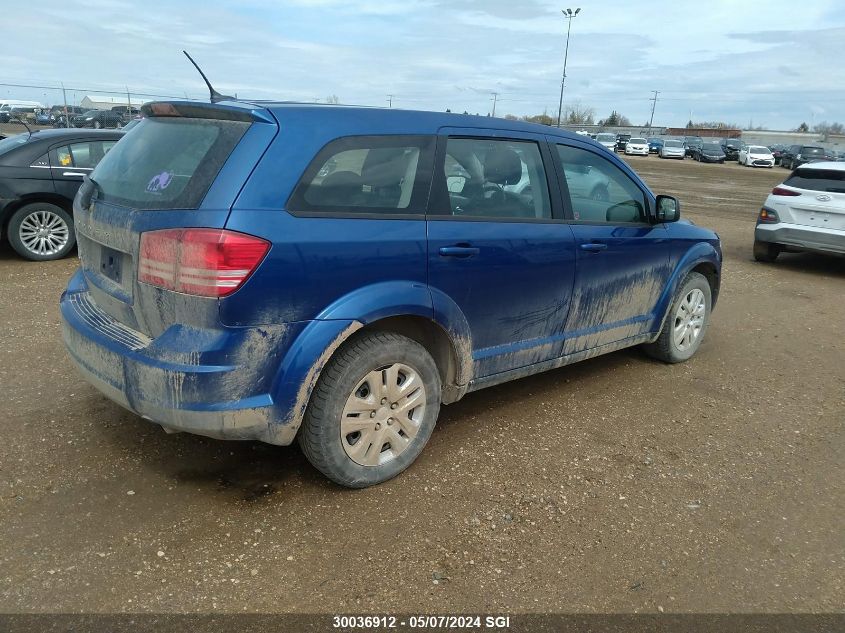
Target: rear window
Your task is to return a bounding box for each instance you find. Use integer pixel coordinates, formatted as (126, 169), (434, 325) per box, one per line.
(664, 140), (683, 147)
(596, 134), (615, 142)
(802, 147), (824, 155)
(0, 134), (30, 157)
(784, 168), (845, 193)
(90, 117), (249, 210)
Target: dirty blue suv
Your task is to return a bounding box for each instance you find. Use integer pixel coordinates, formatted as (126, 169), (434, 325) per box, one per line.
(61, 101), (721, 488)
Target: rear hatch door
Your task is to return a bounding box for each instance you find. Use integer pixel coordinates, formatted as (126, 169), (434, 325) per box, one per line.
(73, 102), (278, 337)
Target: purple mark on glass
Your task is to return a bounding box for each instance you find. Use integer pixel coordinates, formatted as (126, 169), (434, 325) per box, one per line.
(146, 171), (174, 193)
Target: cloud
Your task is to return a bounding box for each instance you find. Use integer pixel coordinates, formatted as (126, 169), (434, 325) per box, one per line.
(1, 0), (843, 128)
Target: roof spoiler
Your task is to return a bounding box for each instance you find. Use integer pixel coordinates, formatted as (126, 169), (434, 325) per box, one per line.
(141, 101), (274, 124)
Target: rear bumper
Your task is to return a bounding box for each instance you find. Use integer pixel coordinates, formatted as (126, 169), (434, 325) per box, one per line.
(755, 222), (845, 255)
(60, 270), (305, 445)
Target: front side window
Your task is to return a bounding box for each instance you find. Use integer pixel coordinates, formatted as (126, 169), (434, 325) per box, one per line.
(557, 144), (647, 224)
(289, 135), (433, 215)
(439, 137), (552, 220)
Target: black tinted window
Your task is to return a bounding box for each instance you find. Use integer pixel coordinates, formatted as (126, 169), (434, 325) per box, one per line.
(289, 135), (434, 215)
(90, 117), (249, 210)
(784, 168), (845, 193)
(802, 147), (824, 155)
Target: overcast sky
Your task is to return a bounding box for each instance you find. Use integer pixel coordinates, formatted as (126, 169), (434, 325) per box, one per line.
(3, 0), (844, 129)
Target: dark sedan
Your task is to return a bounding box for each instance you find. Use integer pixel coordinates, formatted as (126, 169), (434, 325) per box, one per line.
(0, 129), (123, 260)
(693, 142), (726, 163)
(74, 109), (125, 129)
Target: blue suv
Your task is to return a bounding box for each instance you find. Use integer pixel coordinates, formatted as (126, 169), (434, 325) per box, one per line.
(61, 101), (721, 488)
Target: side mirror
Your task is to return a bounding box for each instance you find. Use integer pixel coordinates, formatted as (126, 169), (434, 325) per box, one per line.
(656, 195), (680, 223)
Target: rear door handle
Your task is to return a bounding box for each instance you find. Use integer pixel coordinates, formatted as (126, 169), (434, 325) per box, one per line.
(439, 246), (480, 258)
(579, 242), (608, 252)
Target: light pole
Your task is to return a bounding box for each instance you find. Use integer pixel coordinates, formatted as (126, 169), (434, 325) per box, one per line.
(556, 7), (580, 128)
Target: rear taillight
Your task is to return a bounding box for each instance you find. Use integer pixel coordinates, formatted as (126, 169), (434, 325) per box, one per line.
(771, 186), (801, 197)
(757, 208), (779, 224)
(139, 228), (269, 298)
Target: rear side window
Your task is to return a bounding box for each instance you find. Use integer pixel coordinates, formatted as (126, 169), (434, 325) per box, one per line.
(90, 117), (249, 210)
(289, 135), (434, 215)
(784, 168), (845, 193)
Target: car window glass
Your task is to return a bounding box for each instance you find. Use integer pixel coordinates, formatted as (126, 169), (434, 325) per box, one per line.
(30, 152), (49, 167)
(441, 137), (551, 220)
(53, 145), (73, 167)
(557, 144), (647, 224)
(290, 135), (433, 215)
(305, 146), (419, 209)
(69, 142), (95, 169)
(784, 168), (845, 193)
(92, 117), (248, 210)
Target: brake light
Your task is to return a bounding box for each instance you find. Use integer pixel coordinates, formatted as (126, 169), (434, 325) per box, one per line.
(771, 186), (800, 197)
(139, 229), (270, 297)
(148, 103), (181, 117)
(758, 208), (779, 224)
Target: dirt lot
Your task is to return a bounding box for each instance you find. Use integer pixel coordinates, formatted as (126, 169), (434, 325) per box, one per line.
(0, 156), (842, 615)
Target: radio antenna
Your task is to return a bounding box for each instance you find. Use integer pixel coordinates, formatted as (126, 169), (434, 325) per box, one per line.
(182, 50), (235, 103)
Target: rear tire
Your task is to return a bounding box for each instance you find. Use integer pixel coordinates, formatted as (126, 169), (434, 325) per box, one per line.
(643, 272), (711, 364)
(753, 240), (780, 263)
(298, 332), (441, 488)
(7, 203), (75, 261)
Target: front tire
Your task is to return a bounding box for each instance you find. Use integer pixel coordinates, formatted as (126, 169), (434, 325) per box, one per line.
(643, 272), (711, 364)
(753, 240), (780, 262)
(7, 203), (75, 261)
(298, 332), (441, 488)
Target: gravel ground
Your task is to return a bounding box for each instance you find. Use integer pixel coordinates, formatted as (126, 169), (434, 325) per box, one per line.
(0, 156), (842, 614)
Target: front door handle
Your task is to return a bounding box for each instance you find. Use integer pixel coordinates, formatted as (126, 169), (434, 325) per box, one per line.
(439, 245), (480, 258)
(579, 242), (608, 253)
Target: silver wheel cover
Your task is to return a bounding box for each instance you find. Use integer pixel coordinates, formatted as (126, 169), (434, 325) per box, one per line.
(340, 363), (426, 466)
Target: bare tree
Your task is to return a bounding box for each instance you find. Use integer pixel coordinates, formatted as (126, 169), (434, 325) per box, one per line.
(564, 102), (595, 125)
(325, 95), (340, 104)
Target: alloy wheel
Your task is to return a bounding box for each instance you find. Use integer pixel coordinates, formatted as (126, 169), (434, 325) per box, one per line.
(18, 210), (70, 257)
(673, 288), (706, 351)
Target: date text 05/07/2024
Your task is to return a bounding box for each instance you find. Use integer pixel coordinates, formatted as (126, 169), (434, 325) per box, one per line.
(332, 615), (511, 629)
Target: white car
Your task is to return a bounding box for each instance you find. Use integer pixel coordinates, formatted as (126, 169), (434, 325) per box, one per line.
(624, 137), (649, 156)
(660, 139), (685, 159)
(753, 161), (845, 261)
(740, 145), (775, 168)
(595, 132), (616, 152)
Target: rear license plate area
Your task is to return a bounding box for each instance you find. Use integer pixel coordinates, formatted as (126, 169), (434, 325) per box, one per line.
(99, 246), (123, 284)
